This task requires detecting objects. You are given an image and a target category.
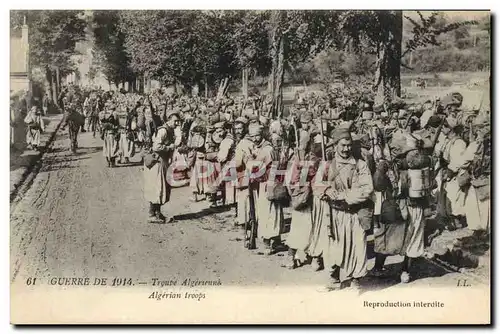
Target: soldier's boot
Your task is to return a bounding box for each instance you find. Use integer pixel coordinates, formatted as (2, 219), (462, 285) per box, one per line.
(125, 157), (130, 164)
(329, 266), (341, 284)
(208, 194), (218, 207)
(147, 203), (157, 223)
(110, 158), (116, 168)
(156, 204), (173, 223)
(311, 257), (324, 272)
(262, 238), (274, 255)
(266, 237), (283, 255)
(347, 278), (361, 292)
(154, 204), (166, 222)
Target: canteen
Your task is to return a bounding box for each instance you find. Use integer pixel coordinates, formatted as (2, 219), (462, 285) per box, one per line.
(362, 111), (374, 120)
(189, 133), (205, 149)
(408, 167), (431, 198)
(212, 131), (224, 144)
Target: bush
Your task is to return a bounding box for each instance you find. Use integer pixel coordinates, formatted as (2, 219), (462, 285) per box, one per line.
(307, 49), (375, 84)
(403, 46), (490, 73)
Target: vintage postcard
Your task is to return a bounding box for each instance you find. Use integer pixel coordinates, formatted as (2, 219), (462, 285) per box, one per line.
(10, 9), (491, 324)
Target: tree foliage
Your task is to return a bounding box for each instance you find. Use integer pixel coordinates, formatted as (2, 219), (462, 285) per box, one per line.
(11, 10), (87, 76)
(231, 10), (272, 76)
(402, 11), (477, 60)
(336, 10), (478, 104)
(92, 10), (135, 85)
(118, 10), (240, 91)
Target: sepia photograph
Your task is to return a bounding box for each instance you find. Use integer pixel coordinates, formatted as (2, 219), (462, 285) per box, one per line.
(9, 9), (491, 324)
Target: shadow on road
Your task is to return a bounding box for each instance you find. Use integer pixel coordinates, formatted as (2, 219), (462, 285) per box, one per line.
(48, 147), (69, 154)
(174, 205), (233, 221)
(73, 147), (103, 155)
(10, 153), (37, 172)
(113, 161), (144, 168)
(358, 257), (449, 294)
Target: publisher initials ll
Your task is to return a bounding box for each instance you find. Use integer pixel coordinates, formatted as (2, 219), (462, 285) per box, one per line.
(457, 279), (470, 287)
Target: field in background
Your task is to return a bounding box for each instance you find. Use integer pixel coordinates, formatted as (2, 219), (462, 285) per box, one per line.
(401, 71), (490, 111)
(270, 71), (491, 112)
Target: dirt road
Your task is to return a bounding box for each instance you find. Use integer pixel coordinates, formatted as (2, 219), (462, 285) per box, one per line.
(10, 128), (488, 291)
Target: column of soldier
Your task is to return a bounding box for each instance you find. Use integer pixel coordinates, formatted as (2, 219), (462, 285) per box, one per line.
(86, 87), (490, 291)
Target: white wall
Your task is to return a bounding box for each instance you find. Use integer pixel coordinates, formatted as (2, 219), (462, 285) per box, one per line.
(10, 77), (30, 94)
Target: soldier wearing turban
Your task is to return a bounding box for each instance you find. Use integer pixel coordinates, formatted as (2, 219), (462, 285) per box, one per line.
(310, 118), (374, 291)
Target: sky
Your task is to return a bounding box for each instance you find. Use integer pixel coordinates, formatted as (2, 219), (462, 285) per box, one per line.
(405, 10), (489, 21)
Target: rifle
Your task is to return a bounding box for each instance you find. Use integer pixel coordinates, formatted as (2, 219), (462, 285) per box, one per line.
(319, 117), (326, 161)
(244, 183), (258, 250)
(430, 115), (447, 177)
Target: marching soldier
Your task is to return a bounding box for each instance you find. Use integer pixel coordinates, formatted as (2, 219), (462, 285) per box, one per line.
(434, 116), (468, 230)
(204, 121), (227, 207)
(61, 102), (85, 154)
(372, 132), (432, 283)
(100, 106), (120, 167)
(245, 122), (284, 255)
(313, 123), (374, 291)
(233, 117), (254, 227)
(143, 110), (180, 223)
(286, 120), (319, 269)
(117, 108), (136, 164)
(462, 118), (490, 234)
(187, 118), (208, 202)
(215, 120), (240, 208)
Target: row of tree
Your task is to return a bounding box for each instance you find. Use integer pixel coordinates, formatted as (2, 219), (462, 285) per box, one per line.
(11, 10), (88, 108)
(11, 10), (481, 112)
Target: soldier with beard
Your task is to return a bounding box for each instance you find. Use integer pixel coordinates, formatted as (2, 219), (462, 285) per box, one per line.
(311, 123), (374, 291)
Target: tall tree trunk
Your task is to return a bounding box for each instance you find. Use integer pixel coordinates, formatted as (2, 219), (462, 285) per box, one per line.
(45, 68), (55, 105)
(55, 67), (61, 98)
(374, 11), (403, 107)
(205, 72), (209, 98)
(51, 71), (58, 108)
(269, 10), (286, 119)
(138, 75), (144, 93)
(242, 67), (249, 99)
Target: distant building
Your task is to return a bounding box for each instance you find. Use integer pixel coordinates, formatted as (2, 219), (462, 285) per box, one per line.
(10, 20), (31, 94)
